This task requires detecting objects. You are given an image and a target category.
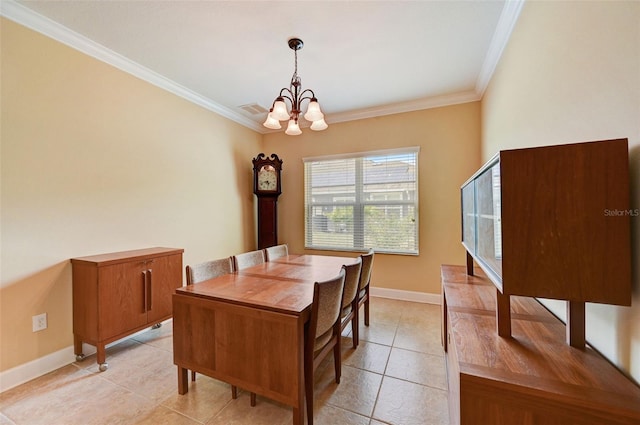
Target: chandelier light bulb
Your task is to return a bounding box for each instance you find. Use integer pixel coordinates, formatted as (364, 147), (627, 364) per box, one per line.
(310, 118), (328, 131)
(285, 119), (302, 136)
(303, 99), (324, 122)
(263, 112), (282, 130)
(271, 98), (290, 121)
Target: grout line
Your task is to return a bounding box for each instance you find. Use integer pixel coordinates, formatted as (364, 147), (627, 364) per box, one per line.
(367, 318), (399, 424)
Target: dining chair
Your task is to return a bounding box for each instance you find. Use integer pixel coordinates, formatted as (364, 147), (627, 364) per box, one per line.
(229, 249), (266, 406)
(304, 268), (346, 425)
(185, 257), (249, 404)
(264, 244), (288, 261)
(339, 257), (362, 349)
(233, 249), (266, 270)
(186, 257), (233, 286)
(185, 257), (234, 382)
(354, 249), (374, 347)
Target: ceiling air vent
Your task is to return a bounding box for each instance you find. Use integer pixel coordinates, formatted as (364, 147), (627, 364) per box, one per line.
(239, 103), (268, 115)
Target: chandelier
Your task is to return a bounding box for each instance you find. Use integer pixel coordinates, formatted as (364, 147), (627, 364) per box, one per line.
(263, 38), (328, 135)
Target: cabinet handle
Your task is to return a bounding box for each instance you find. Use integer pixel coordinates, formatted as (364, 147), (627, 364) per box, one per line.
(147, 269), (152, 311)
(142, 270), (149, 313)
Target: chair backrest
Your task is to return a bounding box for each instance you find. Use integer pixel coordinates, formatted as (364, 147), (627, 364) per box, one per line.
(186, 257), (234, 285)
(233, 249), (266, 270)
(341, 257), (362, 310)
(308, 269), (346, 350)
(358, 249), (375, 291)
(265, 244), (288, 261)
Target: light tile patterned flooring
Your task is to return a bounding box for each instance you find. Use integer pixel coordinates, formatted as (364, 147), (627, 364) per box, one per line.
(0, 297), (449, 425)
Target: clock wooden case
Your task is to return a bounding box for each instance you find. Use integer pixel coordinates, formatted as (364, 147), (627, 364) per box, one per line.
(252, 153), (283, 249)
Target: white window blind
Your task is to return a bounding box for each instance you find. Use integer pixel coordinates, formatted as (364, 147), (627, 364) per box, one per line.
(303, 147), (419, 255)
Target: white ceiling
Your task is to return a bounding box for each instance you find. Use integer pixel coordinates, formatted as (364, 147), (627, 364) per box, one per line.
(3, 0), (523, 133)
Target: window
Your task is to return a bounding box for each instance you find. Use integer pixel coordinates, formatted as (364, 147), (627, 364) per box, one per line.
(303, 147), (419, 255)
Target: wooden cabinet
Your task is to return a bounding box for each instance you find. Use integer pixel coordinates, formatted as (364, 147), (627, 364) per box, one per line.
(71, 247), (183, 370)
(442, 265), (640, 425)
(461, 139), (632, 345)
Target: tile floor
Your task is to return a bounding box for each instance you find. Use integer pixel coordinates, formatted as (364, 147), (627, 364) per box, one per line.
(0, 297), (449, 425)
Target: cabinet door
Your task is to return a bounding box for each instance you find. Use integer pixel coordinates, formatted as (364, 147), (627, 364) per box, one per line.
(147, 253), (182, 323)
(98, 261), (148, 339)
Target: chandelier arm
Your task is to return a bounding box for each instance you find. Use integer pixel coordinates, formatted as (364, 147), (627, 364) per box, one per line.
(277, 89), (295, 106)
(298, 89), (317, 105)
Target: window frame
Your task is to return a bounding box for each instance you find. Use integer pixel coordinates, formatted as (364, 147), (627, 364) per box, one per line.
(303, 147), (420, 255)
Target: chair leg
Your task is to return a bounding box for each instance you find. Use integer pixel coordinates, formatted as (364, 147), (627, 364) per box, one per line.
(333, 336), (341, 384)
(351, 299), (359, 348)
(305, 354), (314, 425)
(191, 370), (196, 381)
(351, 315), (358, 349)
(364, 294), (370, 326)
(231, 385), (238, 399)
(250, 392), (256, 407)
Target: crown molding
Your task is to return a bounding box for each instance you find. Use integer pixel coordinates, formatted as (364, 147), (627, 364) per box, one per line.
(325, 90), (482, 125)
(0, 0), (264, 133)
(2, 0), (522, 133)
(476, 0), (525, 95)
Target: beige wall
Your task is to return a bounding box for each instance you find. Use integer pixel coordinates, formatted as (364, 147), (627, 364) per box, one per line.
(482, 2), (640, 381)
(0, 18), (262, 372)
(263, 102), (481, 295)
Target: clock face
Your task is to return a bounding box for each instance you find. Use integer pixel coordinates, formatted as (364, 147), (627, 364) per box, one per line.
(258, 165), (278, 191)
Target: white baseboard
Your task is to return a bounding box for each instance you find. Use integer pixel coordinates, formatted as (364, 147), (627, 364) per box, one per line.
(370, 287), (441, 304)
(0, 345), (77, 393)
(0, 321), (169, 393)
(0, 290), (436, 393)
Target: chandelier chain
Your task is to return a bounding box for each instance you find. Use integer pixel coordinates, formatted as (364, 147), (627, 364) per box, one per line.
(291, 48), (299, 86)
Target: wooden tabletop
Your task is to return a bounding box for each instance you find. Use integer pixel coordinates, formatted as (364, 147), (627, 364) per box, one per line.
(175, 254), (356, 315)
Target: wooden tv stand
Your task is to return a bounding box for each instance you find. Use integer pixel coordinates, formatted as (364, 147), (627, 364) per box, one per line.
(441, 265), (640, 425)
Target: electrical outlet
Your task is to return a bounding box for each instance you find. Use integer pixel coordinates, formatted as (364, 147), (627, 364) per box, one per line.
(32, 313), (47, 332)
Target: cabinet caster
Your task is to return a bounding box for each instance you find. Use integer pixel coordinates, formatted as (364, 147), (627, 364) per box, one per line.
(75, 354), (85, 362)
(152, 323), (162, 329)
(99, 363), (109, 372)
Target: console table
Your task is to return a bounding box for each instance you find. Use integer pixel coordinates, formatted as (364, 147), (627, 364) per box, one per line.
(71, 247), (183, 371)
(442, 264), (640, 425)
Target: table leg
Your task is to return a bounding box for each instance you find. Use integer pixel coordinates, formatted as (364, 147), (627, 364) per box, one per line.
(73, 335), (85, 361)
(96, 343), (109, 371)
(293, 406), (304, 425)
(466, 252), (474, 276)
(566, 301), (586, 349)
(294, 315), (307, 425)
(496, 289), (512, 338)
(74, 335), (83, 356)
(178, 366), (188, 395)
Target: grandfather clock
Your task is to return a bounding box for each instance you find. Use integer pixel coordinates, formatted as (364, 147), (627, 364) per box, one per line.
(252, 153), (283, 249)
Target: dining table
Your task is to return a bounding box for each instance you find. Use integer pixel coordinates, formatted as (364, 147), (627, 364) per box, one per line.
(172, 254), (357, 425)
